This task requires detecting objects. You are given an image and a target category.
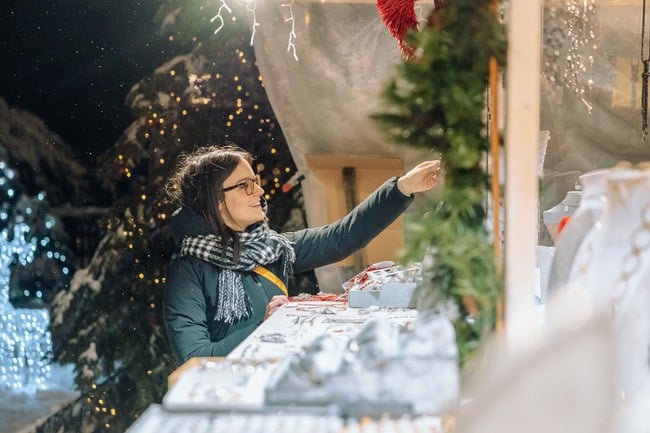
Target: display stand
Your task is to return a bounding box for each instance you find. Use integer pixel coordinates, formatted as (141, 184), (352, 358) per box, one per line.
(128, 302), (449, 433)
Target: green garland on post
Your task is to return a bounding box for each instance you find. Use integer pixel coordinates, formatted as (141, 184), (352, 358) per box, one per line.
(374, 0), (507, 363)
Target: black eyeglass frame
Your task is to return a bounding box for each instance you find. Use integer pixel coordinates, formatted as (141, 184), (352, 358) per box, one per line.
(221, 175), (261, 195)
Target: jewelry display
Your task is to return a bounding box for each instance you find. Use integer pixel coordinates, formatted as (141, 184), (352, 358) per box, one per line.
(227, 302), (418, 361)
(126, 405), (344, 433)
(163, 358), (278, 412)
(571, 169), (650, 308)
(164, 302), (421, 414)
(139, 263), (450, 431)
(127, 405), (443, 433)
(606, 200), (650, 407)
(547, 168), (609, 298)
(264, 312), (458, 417)
(342, 262), (421, 292)
(555, 167), (650, 426)
(612, 203), (650, 303)
(543, 190), (582, 242)
(343, 263), (422, 308)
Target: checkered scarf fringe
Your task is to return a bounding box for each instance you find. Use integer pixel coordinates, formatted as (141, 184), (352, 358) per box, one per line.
(180, 223), (295, 324)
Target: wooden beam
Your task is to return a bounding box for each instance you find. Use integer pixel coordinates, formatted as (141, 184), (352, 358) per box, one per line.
(505, 0), (542, 351)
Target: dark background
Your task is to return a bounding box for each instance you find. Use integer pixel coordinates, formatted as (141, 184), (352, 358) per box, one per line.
(0, 1), (173, 164)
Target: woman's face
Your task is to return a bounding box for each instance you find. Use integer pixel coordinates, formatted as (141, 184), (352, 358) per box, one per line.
(219, 159), (265, 231)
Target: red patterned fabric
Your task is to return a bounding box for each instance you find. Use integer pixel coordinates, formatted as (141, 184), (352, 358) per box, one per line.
(376, 0), (419, 58)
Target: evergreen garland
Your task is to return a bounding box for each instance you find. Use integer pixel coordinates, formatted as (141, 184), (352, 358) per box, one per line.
(373, 0), (506, 363)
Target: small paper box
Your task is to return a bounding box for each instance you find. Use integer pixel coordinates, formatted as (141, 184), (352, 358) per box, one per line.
(348, 282), (417, 308)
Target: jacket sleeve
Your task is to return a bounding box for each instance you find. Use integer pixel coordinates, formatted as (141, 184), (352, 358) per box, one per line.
(287, 176), (414, 274)
(163, 258), (257, 364)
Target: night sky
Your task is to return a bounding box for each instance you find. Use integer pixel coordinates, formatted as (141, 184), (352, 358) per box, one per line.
(1, 1), (177, 163)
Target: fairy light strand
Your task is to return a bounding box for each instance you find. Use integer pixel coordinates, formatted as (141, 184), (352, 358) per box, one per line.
(281, 0), (299, 61)
(210, 0), (232, 35)
(247, 1), (260, 46)
(210, 0), (299, 60)
(563, 0), (598, 113)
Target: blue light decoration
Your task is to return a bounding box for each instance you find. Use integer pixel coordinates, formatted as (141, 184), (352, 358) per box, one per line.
(0, 222), (52, 392)
(0, 159), (56, 396)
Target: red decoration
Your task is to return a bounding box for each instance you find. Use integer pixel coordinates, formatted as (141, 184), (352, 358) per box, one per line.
(558, 216), (571, 235)
(376, 0), (419, 58)
(288, 292), (348, 302)
(377, 0), (446, 58)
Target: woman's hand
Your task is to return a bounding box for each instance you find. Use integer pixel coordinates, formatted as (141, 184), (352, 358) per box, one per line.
(264, 295), (289, 320)
(397, 160), (442, 196)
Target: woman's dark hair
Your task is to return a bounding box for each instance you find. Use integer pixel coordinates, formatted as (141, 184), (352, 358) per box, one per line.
(166, 144), (254, 258)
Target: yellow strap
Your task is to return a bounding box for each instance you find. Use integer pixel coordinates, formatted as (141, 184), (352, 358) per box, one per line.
(253, 266), (288, 297)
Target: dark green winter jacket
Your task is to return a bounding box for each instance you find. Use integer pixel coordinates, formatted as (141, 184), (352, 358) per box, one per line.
(163, 176), (413, 363)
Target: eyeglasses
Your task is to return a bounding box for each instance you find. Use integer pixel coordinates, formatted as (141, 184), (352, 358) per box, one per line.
(221, 175), (261, 195)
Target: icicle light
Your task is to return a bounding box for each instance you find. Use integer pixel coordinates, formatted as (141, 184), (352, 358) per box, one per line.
(211, 0), (233, 34)
(281, 0), (299, 61)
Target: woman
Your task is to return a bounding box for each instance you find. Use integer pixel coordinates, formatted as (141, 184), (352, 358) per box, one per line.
(163, 145), (441, 363)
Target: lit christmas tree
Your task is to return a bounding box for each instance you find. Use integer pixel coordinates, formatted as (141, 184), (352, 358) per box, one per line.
(46, 3), (303, 431)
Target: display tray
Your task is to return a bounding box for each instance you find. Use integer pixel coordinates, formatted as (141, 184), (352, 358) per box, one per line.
(163, 359), (278, 412)
(347, 283), (417, 308)
(127, 404), (444, 433)
(127, 404), (344, 433)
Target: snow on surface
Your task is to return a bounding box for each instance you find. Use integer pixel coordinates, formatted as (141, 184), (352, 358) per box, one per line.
(0, 364), (78, 433)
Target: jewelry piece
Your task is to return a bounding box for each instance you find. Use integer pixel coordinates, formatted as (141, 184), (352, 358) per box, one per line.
(612, 203), (650, 306)
(258, 332), (287, 343)
(295, 304), (346, 313)
(322, 317), (368, 325)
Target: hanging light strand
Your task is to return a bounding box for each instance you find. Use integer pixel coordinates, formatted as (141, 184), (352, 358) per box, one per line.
(210, 0), (232, 34)
(563, 0), (598, 112)
(247, 1), (260, 46)
(281, 0), (299, 61)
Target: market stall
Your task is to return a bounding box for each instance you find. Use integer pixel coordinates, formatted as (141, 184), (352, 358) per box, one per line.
(127, 0), (650, 432)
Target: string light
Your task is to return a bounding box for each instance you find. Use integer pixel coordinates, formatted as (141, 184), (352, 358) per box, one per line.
(281, 0), (299, 61)
(0, 223), (51, 392)
(210, 0), (233, 34)
(563, 0), (598, 112)
(544, 1), (598, 112)
(246, 1), (260, 46)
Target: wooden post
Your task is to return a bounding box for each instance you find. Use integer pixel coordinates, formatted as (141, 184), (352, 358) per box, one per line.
(505, 0), (542, 351)
(489, 55), (504, 335)
(342, 167), (366, 272)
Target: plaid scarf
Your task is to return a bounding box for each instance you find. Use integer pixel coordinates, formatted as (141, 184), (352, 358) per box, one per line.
(180, 222), (295, 324)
